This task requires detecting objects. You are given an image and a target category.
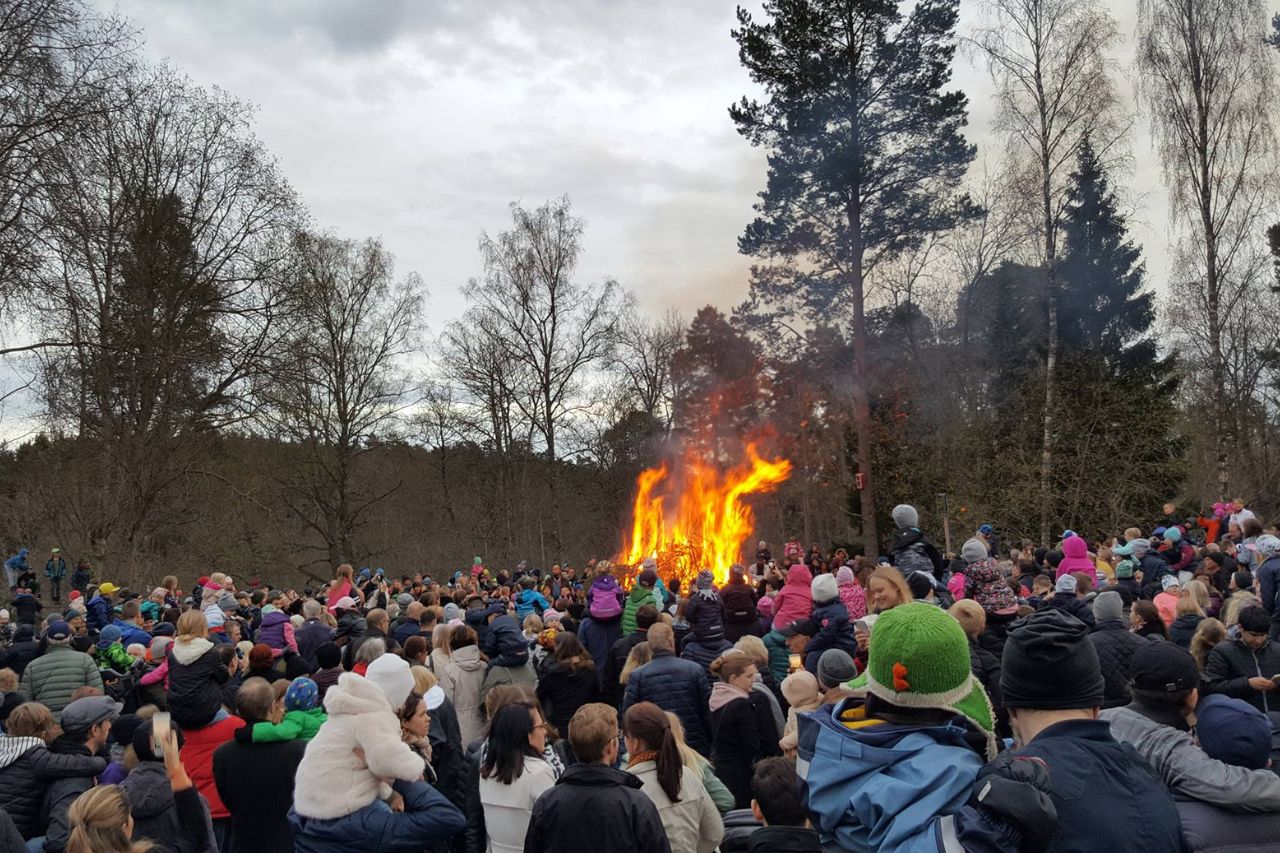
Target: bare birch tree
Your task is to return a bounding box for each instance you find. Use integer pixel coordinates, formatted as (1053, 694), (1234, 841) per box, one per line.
(971, 0), (1121, 541)
(1137, 0), (1278, 499)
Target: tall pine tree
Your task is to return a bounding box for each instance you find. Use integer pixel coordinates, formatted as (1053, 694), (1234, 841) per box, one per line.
(1058, 137), (1166, 381)
(731, 0), (978, 554)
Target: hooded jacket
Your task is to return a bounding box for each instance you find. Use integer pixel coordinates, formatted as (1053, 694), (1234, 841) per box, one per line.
(258, 609), (297, 654)
(439, 645), (486, 747)
(122, 761), (219, 853)
(771, 566), (813, 630)
(1101, 698), (1280, 813)
(803, 599), (857, 673)
(515, 588), (550, 622)
(535, 658), (596, 736)
(524, 763), (672, 853)
(686, 589), (727, 645)
(890, 528), (945, 578)
(722, 582), (760, 642)
(290, 778), (464, 853)
(482, 614), (528, 668)
(622, 585), (659, 636)
(0, 735), (105, 837)
(1055, 536), (1095, 580)
(167, 637), (229, 730)
(85, 593), (113, 633)
(292, 672), (427, 819)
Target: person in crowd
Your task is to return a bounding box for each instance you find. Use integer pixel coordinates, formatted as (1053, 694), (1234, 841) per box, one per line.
(534, 631), (596, 739)
(623, 623), (712, 756)
(619, 642), (653, 695)
(581, 561), (625, 689)
(257, 595), (298, 660)
(1044, 574), (1095, 628)
(722, 569), (760, 642)
(311, 642), (343, 702)
(1089, 590), (1152, 709)
(114, 602), (153, 648)
(246, 677), (325, 743)
(802, 572), (857, 675)
(4, 624), (40, 676)
(888, 504), (945, 577)
(760, 620), (804, 686)
(833, 566), (865, 622)
(778, 670), (822, 756)
(709, 650), (779, 809)
(1132, 600), (1169, 640)
(946, 538), (984, 601)
(605, 604), (657, 706)
(179, 702), (244, 851)
(662, 710), (733, 816)
(1002, 608), (1185, 851)
(623, 700), (724, 853)
(293, 654), (426, 827)
(948, 600), (1003, 726)
(1101, 642), (1280, 813)
(1204, 605), (1280, 714)
(244, 642), (285, 685)
(1171, 592), (1207, 648)
(769, 565), (813, 630)
(429, 620), (454, 675)
(1253, 534), (1280, 640)
(85, 581), (118, 634)
(481, 604), (534, 701)
(19, 620), (102, 722)
(865, 567), (912, 614)
(39, 694), (122, 852)
(44, 549), (66, 604)
(523, 702), (669, 853)
(796, 602), (1042, 851)
(733, 636), (784, 735)
(0, 701), (106, 841)
(120, 717), (220, 853)
(439, 624), (486, 746)
(1223, 571), (1259, 628)
(622, 569), (660, 637)
(1189, 618), (1226, 672)
(477, 702), (557, 853)
(742, 757), (822, 853)
(94, 625), (137, 673)
(167, 610), (230, 731)
(214, 678), (307, 853)
(403, 635), (429, 669)
(326, 564), (360, 615)
(4, 548), (29, 592)
(1154, 575), (1184, 627)
(1055, 534), (1094, 580)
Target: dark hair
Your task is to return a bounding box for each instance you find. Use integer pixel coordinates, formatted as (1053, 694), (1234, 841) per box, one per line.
(552, 632), (594, 672)
(751, 756), (806, 826)
(624, 702), (683, 802)
(1132, 601), (1168, 639)
(1240, 605), (1270, 634)
(398, 691), (425, 726)
(1244, 518), (1264, 539)
(450, 624), (478, 650)
(315, 642), (342, 670)
(404, 635), (429, 662)
(216, 643), (237, 666)
(480, 703), (543, 785)
(635, 604), (659, 630)
(284, 654), (311, 680)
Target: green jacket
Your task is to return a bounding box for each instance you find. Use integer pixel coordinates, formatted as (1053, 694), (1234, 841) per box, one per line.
(20, 643), (102, 721)
(93, 641), (135, 672)
(251, 707), (327, 743)
(621, 585), (658, 636)
(762, 629), (792, 685)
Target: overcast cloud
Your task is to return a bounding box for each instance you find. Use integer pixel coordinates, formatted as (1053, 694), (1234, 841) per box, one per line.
(0, 2), (1240, 362)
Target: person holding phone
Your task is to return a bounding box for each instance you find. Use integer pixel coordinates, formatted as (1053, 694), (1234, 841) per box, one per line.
(117, 716), (219, 853)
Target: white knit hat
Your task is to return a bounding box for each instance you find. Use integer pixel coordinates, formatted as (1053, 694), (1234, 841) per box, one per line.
(811, 573), (839, 604)
(364, 653), (415, 711)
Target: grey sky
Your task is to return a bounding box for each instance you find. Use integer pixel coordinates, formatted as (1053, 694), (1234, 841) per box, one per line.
(86, 0), (1199, 328)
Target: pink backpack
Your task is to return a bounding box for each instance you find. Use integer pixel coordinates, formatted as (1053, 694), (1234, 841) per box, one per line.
(589, 578), (623, 619)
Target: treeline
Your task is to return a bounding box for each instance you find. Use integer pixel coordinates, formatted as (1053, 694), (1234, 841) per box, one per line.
(3, 0), (1280, 586)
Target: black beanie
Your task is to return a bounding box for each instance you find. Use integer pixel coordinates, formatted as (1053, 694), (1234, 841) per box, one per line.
(1233, 571), (1254, 592)
(315, 642), (342, 670)
(1000, 609), (1104, 710)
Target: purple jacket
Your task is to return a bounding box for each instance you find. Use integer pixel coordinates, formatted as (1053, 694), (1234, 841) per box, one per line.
(257, 610), (293, 653)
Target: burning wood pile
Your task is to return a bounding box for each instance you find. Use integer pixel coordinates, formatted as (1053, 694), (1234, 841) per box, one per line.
(615, 443), (791, 589)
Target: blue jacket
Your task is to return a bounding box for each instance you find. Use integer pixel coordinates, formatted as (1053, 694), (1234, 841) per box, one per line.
(1012, 718), (1184, 853)
(514, 589), (550, 621)
(803, 599), (858, 673)
(45, 557), (67, 579)
(623, 648), (713, 755)
(482, 615), (529, 668)
(578, 615), (622, 691)
(86, 595), (113, 633)
(1256, 555), (1280, 625)
(4, 550), (28, 576)
(797, 698), (1018, 853)
(290, 778), (464, 852)
(113, 618), (152, 648)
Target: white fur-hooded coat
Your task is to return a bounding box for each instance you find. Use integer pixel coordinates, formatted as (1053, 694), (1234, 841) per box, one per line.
(292, 671), (425, 819)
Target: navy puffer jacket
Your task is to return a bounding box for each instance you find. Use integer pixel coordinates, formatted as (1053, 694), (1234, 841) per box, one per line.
(686, 590), (727, 644)
(481, 615), (528, 668)
(0, 736), (104, 837)
(622, 649), (713, 755)
(682, 637), (733, 680)
(290, 778), (464, 853)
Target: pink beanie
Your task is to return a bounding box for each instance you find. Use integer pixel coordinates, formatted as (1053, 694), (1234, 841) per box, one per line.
(836, 567), (855, 585)
(757, 596), (774, 617)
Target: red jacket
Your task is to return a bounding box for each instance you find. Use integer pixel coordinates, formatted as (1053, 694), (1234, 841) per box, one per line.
(179, 714), (245, 819)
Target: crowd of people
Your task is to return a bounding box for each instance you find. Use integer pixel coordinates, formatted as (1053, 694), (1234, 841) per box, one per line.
(0, 496), (1277, 852)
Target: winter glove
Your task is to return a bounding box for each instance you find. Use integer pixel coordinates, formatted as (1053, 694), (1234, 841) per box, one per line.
(971, 751), (1057, 853)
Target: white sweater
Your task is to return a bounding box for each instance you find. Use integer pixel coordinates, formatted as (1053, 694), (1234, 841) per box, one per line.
(292, 672), (426, 819)
(629, 759), (724, 853)
(478, 755), (556, 853)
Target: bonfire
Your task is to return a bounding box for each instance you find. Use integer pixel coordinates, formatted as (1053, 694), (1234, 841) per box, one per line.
(616, 443), (792, 589)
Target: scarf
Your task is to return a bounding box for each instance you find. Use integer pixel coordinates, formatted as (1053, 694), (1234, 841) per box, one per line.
(627, 750), (658, 768)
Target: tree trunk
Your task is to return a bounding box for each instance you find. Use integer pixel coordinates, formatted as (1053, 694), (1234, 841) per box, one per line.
(849, 252), (878, 557)
(1038, 106), (1057, 545)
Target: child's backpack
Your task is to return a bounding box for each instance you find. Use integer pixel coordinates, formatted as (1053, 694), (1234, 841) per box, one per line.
(589, 581), (623, 620)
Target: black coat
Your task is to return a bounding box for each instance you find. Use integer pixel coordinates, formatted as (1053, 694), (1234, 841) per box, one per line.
(712, 695), (770, 810)
(481, 615), (528, 667)
(1045, 593), (1096, 629)
(622, 650), (712, 755)
(1170, 614), (1204, 649)
(0, 738), (104, 838)
(212, 735), (306, 853)
(1204, 637), (1280, 714)
(1090, 620), (1155, 709)
(167, 642), (230, 730)
(968, 638), (1002, 712)
(38, 736), (102, 853)
(294, 620), (334, 670)
(523, 763), (670, 853)
(722, 583), (760, 643)
(604, 630), (647, 706)
(686, 592), (726, 644)
(681, 637), (733, 678)
(536, 659), (597, 736)
(4, 639), (39, 678)
(122, 761), (219, 853)
(748, 826), (823, 853)
(1012, 718), (1184, 853)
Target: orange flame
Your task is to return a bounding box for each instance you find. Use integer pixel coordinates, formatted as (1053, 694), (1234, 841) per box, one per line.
(617, 443), (792, 588)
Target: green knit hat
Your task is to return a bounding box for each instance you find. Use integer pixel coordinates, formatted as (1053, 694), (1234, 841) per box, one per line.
(850, 602), (997, 759)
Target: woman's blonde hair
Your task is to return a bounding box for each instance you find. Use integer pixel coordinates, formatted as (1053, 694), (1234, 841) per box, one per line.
(432, 623), (454, 656)
(868, 567), (914, 610)
(1184, 580), (1211, 612)
(1190, 618), (1227, 672)
(0, 667), (18, 692)
(67, 785), (154, 853)
(522, 614), (543, 634)
(948, 600), (986, 639)
(176, 609), (208, 642)
(709, 649), (756, 682)
(619, 641), (652, 686)
(336, 563), (354, 582)
(411, 665), (437, 695)
(1175, 593), (1205, 618)
(734, 635), (769, 668)
(664, 710), (709, 772)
